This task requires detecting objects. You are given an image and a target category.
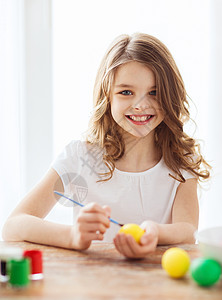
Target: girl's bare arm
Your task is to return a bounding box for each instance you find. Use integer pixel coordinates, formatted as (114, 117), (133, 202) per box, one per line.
(2, 168), (73, 248)
(157, 177), (199, 244)
(2, 168), (110, 249)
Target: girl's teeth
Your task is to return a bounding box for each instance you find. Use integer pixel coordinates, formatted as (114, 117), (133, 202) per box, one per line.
(129, 115), (151, 121)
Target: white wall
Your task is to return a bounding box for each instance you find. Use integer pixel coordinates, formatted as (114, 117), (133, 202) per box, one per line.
(1, 0), (222, 238)
(52, 0), (210, 155)
(52, 0), (221, 229)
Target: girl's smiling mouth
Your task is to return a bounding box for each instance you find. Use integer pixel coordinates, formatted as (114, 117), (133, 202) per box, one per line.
(125, 114), (154, 125)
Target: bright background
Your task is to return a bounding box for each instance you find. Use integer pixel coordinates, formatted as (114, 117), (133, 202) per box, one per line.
(1, 0), (222, 239)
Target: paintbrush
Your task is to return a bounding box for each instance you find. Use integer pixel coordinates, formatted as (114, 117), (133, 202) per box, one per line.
(54, 191), (123, 227)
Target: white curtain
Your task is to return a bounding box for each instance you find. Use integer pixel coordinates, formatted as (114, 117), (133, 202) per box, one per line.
(0, 0), (54, 239)
(0, 0), (22, 238)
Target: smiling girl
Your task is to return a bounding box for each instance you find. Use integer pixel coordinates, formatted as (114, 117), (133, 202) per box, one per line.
(3, 33), (211, 258)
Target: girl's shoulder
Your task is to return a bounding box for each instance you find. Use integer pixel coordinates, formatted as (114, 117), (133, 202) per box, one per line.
(157, 156), (197, 182)
(61, 139), (104, 166)
(51, 139), (105, 177)
(58, 139), (102, 155)
(59, 140), (82, 160)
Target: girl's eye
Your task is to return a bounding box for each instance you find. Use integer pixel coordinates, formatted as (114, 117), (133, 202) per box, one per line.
(119, 90), (133, 96)
(149, 90), (156, 96)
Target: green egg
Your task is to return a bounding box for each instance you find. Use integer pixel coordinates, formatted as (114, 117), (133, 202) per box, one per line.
(190, 258), (221, 287)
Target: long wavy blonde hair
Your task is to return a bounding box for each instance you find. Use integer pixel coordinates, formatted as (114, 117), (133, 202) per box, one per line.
(85, 32), (211, 183)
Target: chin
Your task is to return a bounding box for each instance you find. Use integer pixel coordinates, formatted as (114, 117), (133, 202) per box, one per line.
(124, 127), (152, 138)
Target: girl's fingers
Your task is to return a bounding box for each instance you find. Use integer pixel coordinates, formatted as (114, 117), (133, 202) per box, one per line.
(140, 233), (154, 245)
(114, 233), (157, 258)
(124, 235), (143, 257)
(122, 235), (136, 257)
(73, 203), (112, 248)
(83, 231), (104, 241)
(114, 234), (127, 255)
(80, 203), (111, 226)
(83, 202), (110, 216)
(102, 205), (111, 218)
(140, 221), (159, 244)
(126, 235), (152, 256)
(114, 234), (135, 257)
(113, 237), (122, 253)
(81, 222), (107, 234)
(77, 211), (110, 228)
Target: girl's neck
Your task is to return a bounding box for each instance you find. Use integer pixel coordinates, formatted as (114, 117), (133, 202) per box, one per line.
(115, 132), (161, 172)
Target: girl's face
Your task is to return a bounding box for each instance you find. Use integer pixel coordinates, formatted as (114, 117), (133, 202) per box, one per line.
(110, 61), (164, 138)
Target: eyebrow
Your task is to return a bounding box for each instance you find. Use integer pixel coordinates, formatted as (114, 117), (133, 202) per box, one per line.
(114, 84), (156, 89)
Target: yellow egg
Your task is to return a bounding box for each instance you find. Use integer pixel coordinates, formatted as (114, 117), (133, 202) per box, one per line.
(118, 223), (145, 243)
(161, 247), (190, 278)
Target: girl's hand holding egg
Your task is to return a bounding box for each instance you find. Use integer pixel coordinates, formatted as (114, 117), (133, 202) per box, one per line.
(114, 221), (159, 258)
(118, 224), (145, 243)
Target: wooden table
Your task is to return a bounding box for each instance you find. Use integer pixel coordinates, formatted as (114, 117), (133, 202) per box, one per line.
(0, 242), (221, 299)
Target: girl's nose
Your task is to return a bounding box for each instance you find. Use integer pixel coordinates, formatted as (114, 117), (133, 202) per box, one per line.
(131, 95), (150, 111)
(133, 105), (149, 111)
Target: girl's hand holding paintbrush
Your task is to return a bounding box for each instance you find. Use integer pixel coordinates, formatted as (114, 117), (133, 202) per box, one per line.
(69, 202), (111, 250)
(54, 191), (123, 250)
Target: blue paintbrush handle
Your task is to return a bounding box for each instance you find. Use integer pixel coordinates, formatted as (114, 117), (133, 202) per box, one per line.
(54, 191), (122, 226)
